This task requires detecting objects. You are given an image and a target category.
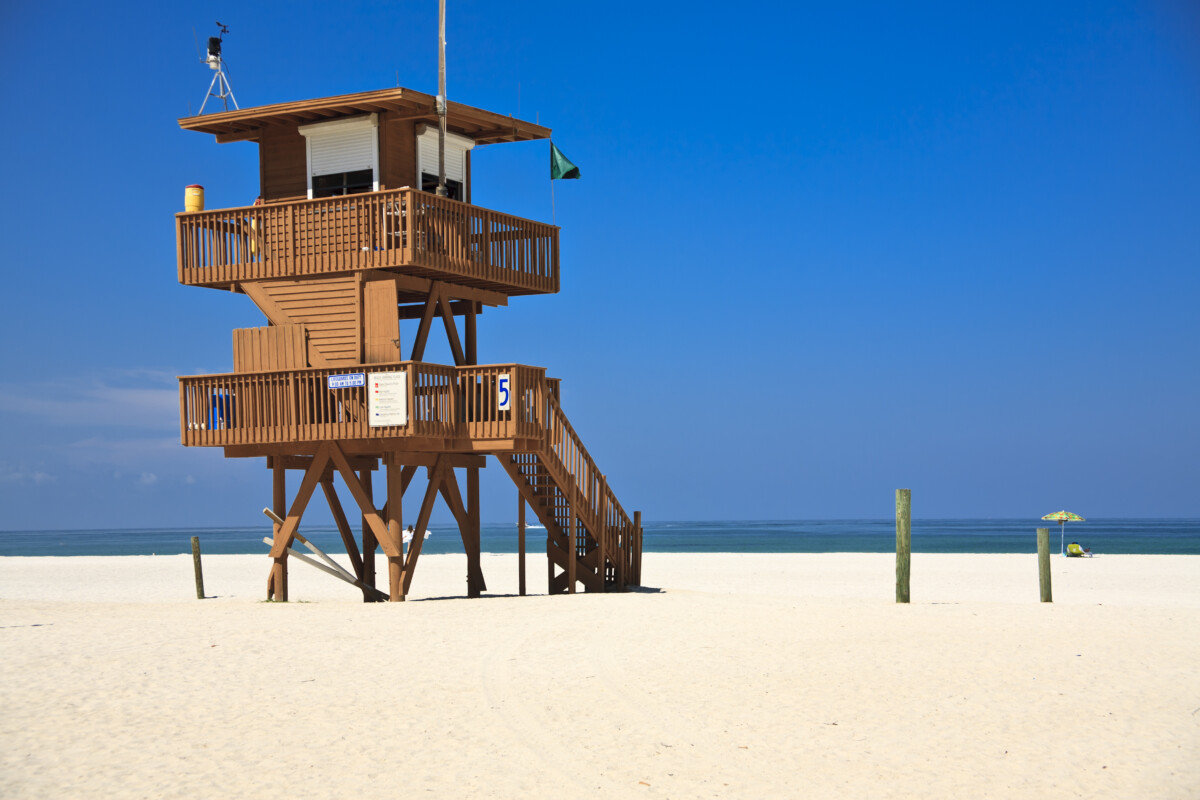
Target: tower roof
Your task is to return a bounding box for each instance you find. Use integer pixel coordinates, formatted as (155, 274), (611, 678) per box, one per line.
(179, 86), (551, 145)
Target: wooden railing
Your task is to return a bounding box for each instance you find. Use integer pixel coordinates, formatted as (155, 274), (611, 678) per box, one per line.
(179, 362), (548, 447)
(176, 189), (559, 294)
(537, 392), (636, 569)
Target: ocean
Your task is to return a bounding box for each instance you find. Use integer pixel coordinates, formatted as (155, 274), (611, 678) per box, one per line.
(0, 518), (1196, 557)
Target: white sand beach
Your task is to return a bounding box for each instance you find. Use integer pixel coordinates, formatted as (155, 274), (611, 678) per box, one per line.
(2, 552), (1198, 799)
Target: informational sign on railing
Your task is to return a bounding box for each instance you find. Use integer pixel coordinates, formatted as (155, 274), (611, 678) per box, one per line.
(368, 371), (407, 427)
(328, 372), (365, 389)
(498, 373), (512, 411)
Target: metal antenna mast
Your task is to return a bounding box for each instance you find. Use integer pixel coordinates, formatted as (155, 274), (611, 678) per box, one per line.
(436, 1), (448, 197)
(199, 22), (239, 115)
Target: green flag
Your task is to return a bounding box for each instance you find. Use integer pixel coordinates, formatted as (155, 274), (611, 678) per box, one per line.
(550, 142), (580, 180)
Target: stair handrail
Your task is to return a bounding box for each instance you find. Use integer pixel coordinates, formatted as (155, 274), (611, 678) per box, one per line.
(537, 384), (634, 562)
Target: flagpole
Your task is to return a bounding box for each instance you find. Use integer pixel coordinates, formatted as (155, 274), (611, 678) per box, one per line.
(436, 0), (448, 197)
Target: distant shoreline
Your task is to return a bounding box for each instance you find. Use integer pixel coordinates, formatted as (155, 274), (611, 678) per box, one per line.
(2, 518), (1197, 557)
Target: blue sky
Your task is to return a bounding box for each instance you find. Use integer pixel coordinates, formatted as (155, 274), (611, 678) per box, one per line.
(0, 1), (1197, 529)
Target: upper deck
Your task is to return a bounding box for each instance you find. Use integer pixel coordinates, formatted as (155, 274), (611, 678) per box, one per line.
(176, 188), (558, 295)
(178, 87), (558, 295)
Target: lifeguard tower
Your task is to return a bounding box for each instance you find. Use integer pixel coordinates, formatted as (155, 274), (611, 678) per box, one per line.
(175, 87), (643, 601)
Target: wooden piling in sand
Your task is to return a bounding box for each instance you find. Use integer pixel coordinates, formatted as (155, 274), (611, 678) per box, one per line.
(518, 495), (527, 597)
(1037, 527), (1053, 602)
(190, 536), (205, 600)
(896, 489), (911, 603)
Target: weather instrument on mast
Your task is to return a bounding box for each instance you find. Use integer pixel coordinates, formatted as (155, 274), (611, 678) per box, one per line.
(198, 22), (238, 114)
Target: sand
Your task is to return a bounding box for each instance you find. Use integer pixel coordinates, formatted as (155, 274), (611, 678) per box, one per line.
(1, 552), (1197, 799)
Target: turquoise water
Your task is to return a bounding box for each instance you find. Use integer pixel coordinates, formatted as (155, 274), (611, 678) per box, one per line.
(0, 519), (1196, 556)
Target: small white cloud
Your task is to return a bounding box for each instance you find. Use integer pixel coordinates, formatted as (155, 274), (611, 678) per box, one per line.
(184, 474), (197, 485)
(138, 472), (158, 486)
(1, 467), (56, 485)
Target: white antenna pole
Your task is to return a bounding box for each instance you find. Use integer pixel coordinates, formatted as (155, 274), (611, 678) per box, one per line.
(436, 0), (448, 197)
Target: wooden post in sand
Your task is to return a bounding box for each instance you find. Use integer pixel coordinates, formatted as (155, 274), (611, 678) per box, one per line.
(190, 536), (206, 600)
(517, 495), (527, 596)
(895, 489), (911, 603)
(1037, 527), (1053, 602)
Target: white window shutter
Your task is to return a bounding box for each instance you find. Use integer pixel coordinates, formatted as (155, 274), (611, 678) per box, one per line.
(299, 115), (380, 197)
(310, 126), (376, 176)
(417, 127), (474, 184)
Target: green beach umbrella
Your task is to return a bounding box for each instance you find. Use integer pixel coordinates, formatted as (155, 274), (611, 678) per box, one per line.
(1042, 510), (1085, 557)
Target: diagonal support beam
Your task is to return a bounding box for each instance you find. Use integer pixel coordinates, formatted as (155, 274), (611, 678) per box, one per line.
(409, 285), (440, 361)
(327, 441), (400, 558)
(402, 457), (446, 596)
(320, 476), (365, 581)
(269, 442), (332, 558)
(401, 464), (419, 495)
(438, 293), (467, 366)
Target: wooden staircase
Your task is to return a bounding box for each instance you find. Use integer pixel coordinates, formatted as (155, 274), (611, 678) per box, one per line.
(241, 276), (361, 368)
(499, 390), (642, 594)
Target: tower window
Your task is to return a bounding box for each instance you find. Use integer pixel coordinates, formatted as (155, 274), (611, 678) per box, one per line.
(420, 174), (463, 201)
(313, 169), (374, 198)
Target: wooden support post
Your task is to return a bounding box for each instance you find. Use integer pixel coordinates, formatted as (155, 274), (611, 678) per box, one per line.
(466, 465), (482, 597)
(546, 527), (555, 595)
(896, 488), (911, 604)
(191, 536), (205, 600)
(633, 510), (642, 586)
(441, 467), (484, 596)
(1037, 527), (1053, 603)
(387, 455), (404, 602)
(597, 475), (608, 591)
(463, 303), (477, 367)
(518, 494), (527, 597)
(465, 302), (477, 365)
(567, 492), (577, 594)
(613, 495), (625, 589)
(361, 467), (377, 600)
(271, 557), (288, 602)
(270, 458), (286, 601)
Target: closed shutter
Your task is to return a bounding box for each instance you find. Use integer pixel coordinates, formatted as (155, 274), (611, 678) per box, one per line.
(310, 126), (375, 176)
(299, 115), (379, 197)
(417, 127), (473, 184)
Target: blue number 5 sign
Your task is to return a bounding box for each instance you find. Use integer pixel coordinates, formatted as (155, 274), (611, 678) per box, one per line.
(498, 373), (511, 411)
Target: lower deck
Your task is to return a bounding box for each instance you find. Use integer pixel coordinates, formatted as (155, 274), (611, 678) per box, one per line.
(181, 361), (548, 450)
(180, 361), (642, 601)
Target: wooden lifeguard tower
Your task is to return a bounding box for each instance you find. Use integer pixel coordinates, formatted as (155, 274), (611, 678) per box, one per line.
(175, 87), (643, 601)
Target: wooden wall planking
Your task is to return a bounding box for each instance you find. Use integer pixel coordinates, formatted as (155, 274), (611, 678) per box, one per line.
(379, 114), (417, 190)
(259, 124), (308, 203)
(233, 324), (308, 372)
(256, 277), (361, 366)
